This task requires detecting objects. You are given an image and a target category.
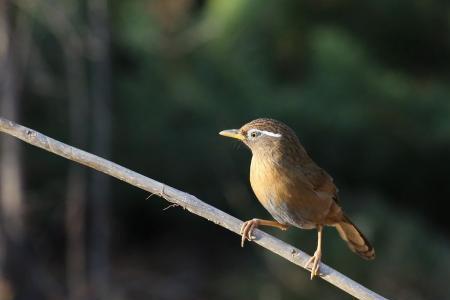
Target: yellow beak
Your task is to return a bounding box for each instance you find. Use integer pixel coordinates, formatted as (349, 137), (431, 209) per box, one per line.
(219, 129), (245, 141)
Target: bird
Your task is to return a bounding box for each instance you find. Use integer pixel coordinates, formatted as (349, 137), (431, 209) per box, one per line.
(219, 118), (375, 279)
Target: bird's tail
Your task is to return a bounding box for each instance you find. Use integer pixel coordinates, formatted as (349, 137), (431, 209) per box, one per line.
(334, 216), (375, 260)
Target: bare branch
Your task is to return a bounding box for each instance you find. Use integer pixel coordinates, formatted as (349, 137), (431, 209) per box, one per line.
(0, 117), (389, 300)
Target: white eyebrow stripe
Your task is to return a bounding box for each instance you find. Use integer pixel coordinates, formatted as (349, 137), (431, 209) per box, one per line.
(248, 129), (282, 138)
(260, 130), (282, 137)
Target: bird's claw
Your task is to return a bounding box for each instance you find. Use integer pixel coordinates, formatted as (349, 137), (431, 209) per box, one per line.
(305, 249), (322, 280)
(240, 219), (259, 247)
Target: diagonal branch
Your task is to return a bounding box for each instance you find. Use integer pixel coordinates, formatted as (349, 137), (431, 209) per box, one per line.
(0, 117), (388, 300)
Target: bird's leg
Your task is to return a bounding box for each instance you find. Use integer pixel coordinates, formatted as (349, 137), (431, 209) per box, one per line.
(240, 218), (289, 247)
(305, 225), (323, 280)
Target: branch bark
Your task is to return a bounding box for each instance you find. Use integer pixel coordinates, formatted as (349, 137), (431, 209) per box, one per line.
(0, 117), (389, 300)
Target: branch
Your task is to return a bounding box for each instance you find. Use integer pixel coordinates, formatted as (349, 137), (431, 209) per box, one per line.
(0, 117), (388, 300)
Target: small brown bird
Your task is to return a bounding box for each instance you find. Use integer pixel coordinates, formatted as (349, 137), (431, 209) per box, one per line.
(219, 118), (375, 279)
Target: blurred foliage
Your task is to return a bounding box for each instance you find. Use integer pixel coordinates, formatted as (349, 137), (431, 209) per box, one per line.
(13, 0), (450, 299)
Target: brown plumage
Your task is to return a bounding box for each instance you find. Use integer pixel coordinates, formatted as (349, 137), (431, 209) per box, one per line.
(219, 118), (375, 279)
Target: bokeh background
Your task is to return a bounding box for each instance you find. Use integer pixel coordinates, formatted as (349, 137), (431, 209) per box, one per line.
(1, 0), (450, 299)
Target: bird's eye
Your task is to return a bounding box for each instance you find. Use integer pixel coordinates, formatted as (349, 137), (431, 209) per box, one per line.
(248, 130), (261, 139)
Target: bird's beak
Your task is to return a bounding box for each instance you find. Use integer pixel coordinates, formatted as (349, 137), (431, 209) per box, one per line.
(219, 129), (245, 141)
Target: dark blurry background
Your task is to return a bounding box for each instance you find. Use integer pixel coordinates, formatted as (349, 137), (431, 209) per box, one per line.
(1, 0), (450, 299)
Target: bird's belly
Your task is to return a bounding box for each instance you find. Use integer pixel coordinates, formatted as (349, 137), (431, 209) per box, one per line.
(250, 157), (326, 229)
(261, 197), (316, 229)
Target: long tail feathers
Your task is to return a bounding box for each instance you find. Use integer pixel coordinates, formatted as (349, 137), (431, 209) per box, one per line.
(334, 216), (375, 260)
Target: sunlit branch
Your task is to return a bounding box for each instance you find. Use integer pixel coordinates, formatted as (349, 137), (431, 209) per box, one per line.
(0, 117), (388, 300)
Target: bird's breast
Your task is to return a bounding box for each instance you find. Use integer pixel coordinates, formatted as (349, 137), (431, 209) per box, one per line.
(250, 156), (276, 211)
(249, 155), (333, 228)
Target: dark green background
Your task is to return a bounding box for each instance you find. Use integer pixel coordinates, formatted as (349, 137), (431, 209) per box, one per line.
(5, 0), (450, 299)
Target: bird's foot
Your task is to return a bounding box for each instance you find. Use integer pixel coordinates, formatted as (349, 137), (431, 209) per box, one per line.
(240, 219), (260, 247)
(305, 249), (322, 280)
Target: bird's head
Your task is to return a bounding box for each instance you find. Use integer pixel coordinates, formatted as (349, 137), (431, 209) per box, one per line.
(219, 118), (301, 155)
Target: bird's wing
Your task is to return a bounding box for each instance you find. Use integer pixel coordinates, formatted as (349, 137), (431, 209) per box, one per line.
(301, 161), (338, 198)
(281, 161), (340, 224)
